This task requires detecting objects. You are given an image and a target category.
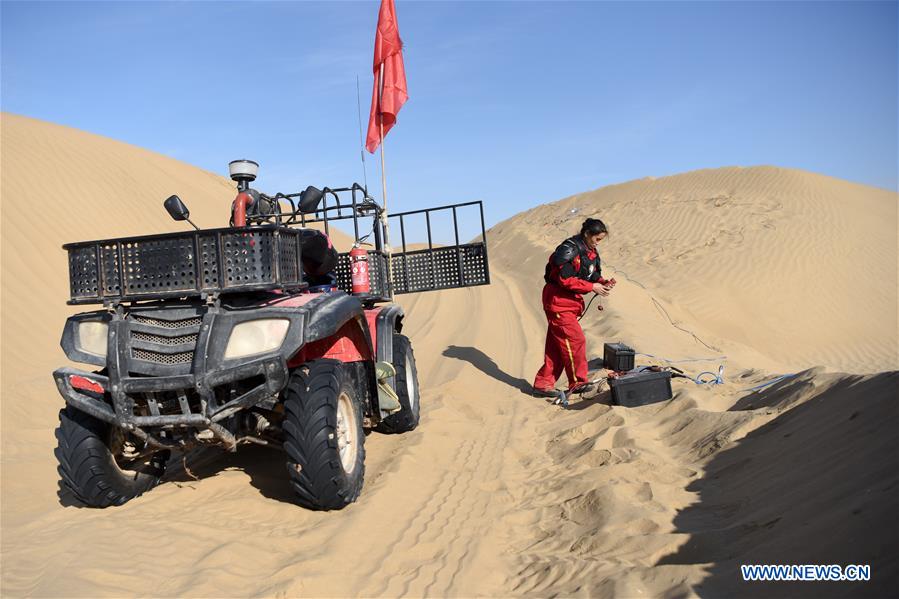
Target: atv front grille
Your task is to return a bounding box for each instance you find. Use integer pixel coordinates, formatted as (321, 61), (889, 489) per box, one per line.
(132, 348), (194, 365)
(132, 315), (202, 329)
(126, 307), (204, 374)
(131, 330), (199, 346)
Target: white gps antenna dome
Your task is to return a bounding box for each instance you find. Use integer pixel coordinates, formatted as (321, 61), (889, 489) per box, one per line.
(228, 159), (259, 191)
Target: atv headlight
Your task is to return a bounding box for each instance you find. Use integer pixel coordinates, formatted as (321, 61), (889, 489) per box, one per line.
(224, 318), (290, 359)
(76, 321), (109, 357)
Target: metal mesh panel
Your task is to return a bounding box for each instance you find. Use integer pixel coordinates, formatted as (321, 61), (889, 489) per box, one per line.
(199, 234), (220, 289)
(123, 237), (197, 294)
(221, 231), (274, 287)
(336, 244), (488, 296)
(390, 243), (489, 294)
(131, 315), (202, 328)
(432, 248), (462, 290)
(396, 251), (435, 293)
(126, 309), (202, 373)
(101, 244), (121, 295)
(390, 253), (408, 294)
(69, 246), (99, 299)
(279, 229), (302, 284)
(369, 252), (388, 297)
(459, 244), (488, 285)
(131, 331), (198, 346)
(334, 254), (351, 291)
(278, 234), (300, 285)
(132, 348), (194, 365)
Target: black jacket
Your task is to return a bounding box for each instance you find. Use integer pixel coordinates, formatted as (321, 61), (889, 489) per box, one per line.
(544, 235), (602, 286)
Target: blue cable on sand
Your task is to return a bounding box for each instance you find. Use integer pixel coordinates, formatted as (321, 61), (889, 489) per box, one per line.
(634, 351), (797, 390)
(636, 352), (726, 385)
(694, 365), (725, 385)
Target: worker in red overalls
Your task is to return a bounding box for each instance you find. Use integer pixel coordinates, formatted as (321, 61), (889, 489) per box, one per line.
(533, 218), (615, 398)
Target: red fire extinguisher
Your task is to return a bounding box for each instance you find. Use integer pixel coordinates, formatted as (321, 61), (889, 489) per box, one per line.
(349, 245), (370, 295)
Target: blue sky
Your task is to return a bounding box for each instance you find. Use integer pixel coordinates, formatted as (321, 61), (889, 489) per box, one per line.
(2, 1), (896, 232)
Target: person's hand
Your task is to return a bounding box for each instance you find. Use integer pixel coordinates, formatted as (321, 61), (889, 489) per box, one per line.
(592, 282), (611, 296)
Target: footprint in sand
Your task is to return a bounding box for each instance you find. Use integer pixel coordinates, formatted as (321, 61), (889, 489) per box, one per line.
(584, 448), (613, 467)
(561, 411), (624, 442)
(611, 428), (634, 448)
(634, 481), (654, 502)
(609, 447), (640, 464)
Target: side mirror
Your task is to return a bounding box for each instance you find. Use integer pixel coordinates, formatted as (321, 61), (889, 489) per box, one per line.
(164, 195), (199, 230)
(164, 195), (190, 221)
(299, 186), (324, 214)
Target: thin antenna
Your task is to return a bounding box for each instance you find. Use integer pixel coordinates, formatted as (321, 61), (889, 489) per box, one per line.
(356, 74), (369, 191)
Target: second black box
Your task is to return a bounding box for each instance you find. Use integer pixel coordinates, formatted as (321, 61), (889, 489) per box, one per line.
(603, 342), (635, 372)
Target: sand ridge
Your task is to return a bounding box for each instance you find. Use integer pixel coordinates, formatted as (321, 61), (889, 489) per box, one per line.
(1, 114), (897, 597)
(492, 166), (898, 373)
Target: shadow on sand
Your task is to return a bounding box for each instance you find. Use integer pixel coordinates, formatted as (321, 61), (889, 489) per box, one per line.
(656, 371), (899, 597)
(442, 345), (534, 395)
(163, 444), (301, 504)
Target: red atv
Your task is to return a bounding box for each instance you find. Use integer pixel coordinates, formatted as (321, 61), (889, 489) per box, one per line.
(53, 159), (489, 510)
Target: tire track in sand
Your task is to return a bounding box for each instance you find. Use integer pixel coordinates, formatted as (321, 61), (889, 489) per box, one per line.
(359, 438), (476, 597)
(356, 268), (537, 596)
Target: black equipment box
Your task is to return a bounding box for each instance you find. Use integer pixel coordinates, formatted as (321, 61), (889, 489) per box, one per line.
(603, 342), (635, 372)
(609, 370), (672, 407)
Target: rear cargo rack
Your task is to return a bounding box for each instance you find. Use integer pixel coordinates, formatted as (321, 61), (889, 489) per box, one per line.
(295, 192), (490, 300)
(388, 202), (490, 295)
(65, 225), (304, 305)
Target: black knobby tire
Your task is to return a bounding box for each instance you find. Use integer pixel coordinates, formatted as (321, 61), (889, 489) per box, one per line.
(55, 406), (168, 508)
(378, 334), (421, 434)
(282, 359), (366, 510)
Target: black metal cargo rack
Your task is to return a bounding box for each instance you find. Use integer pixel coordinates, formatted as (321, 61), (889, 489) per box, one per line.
(387, 202), (490, 295)
(65, 225), (304, 305)
(287, 186), (490, 300)
(65, 184), (491, 305)
(332, 241), (489, 299)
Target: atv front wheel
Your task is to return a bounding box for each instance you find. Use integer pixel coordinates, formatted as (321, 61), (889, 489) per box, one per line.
(283, 359), (366, 510)
(378, 334), (421, 433)
(55, 406), (169, 507)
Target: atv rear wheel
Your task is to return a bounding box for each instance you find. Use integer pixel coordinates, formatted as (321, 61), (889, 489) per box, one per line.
(54, 406), (169, 507)
(283, 359), (366, 510)
(378, 334), (421, 433)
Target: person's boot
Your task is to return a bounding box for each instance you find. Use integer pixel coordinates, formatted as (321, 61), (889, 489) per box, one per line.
(532, 386), (561, 398)
(569, 381), (596, 395)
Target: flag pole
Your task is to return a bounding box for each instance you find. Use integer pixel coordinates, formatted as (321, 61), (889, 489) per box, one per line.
(377, 64), (396, 300)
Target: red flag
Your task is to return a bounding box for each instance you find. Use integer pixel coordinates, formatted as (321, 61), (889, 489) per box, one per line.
(366, 0), (408, 154)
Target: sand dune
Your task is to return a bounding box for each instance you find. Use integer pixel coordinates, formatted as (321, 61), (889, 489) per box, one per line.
(1, 114), (896, 597)
(491, 166), (898, 374)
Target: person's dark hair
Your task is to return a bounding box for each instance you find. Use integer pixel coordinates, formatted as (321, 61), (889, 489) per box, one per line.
(580, 218), (608, 237)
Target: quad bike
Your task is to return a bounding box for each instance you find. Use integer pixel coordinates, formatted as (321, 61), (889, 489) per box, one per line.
(53, 159), (489, 510)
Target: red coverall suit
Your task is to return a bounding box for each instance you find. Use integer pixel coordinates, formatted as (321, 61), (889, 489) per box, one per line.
(533, 235), (607, 392)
